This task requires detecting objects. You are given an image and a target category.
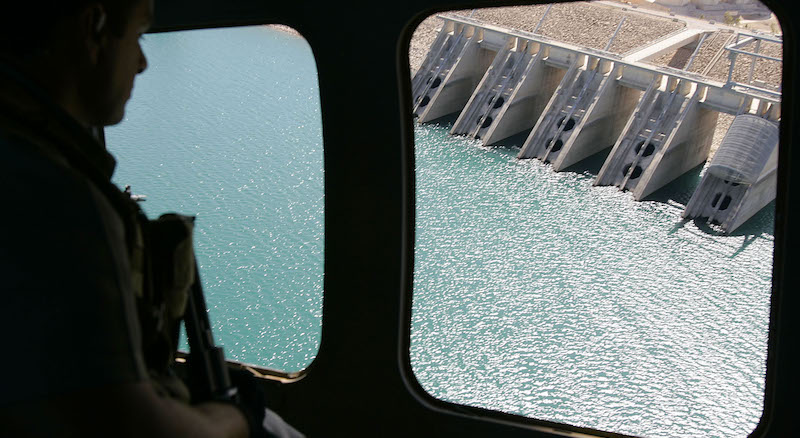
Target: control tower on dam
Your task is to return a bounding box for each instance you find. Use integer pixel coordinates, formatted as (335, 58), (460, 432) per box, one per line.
(411, 12), (781, 233)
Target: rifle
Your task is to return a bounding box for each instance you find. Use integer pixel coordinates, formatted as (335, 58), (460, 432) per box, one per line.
(183, 260), (239, 403)
(181, 250), (298, 437)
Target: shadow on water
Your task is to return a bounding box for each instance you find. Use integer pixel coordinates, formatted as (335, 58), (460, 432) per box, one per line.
(560, 147), (613, 178)
(489, 130), (531, 150)
(693, 210), (774, 258)
(645, 163), (704, 206)
(646, 164), (775, 239)
(485, 133), (613, 181)
(487, 134), (613, 178)
(420, 113), (460, 128)
(666, 199), (774, 259)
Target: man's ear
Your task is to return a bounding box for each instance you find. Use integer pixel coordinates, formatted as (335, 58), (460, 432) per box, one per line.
(94, 10), (107, 35)
(82, 3), (108, 64)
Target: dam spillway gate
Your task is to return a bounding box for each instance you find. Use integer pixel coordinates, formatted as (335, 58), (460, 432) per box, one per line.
(412, 15), (781, 233)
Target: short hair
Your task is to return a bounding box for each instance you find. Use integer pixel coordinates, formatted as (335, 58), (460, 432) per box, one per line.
(0, 0), (141, 57)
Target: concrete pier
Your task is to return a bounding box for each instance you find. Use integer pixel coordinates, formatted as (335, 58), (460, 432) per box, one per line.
(683, 114), (779, 232)
(594, 77), (719, 200)
(412, 21), (496, 122)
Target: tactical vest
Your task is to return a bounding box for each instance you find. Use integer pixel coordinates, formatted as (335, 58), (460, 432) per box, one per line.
(0, 61), (194, 402)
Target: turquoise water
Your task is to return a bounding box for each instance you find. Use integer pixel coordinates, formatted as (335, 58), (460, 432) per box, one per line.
(411, 124), (774, 438)
(106, 27), (324, 372)
(106, 26), (775, 438)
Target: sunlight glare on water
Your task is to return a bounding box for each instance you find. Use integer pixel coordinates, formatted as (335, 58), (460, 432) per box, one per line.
(410, 121), (773, 438)
(105, 26), (324, 372)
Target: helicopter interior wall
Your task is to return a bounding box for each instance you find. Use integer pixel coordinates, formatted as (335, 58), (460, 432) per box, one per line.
(146, 0), (798, 436)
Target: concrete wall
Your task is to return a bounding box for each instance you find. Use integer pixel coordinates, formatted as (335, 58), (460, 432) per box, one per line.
(552, 70), (642, 171)
(416, 25), (500, 123)
(483, 53), (566, 145)
(726, 166), (776, 231)
(633, 90), (719, 200)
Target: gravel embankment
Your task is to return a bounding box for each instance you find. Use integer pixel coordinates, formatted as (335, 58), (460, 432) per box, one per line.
(410, 2), (782, 88)
(409, 15), (444, 74)
(409, 2), (684, 73)
(649, 29), (732, 72)
(649, 30), (782, 89)
(704, 38), (782, 88)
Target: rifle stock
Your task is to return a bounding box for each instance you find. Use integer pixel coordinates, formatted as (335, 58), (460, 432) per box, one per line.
(184, 260), (238, 403)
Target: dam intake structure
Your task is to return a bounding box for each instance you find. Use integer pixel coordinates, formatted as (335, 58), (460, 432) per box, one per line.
(412, 13), (781, 233)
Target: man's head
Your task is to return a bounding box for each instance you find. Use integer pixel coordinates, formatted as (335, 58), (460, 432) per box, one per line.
(1, 0), (153, 127)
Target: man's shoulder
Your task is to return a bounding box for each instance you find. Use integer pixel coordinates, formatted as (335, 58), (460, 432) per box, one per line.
(0, 124), (132, 271)
(0, 122), (69, 167)
(0, 128), (148, 409)
(0, 130), (104, 212)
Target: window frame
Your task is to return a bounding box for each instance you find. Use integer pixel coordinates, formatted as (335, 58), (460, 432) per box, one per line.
(148, 1), (799, 436)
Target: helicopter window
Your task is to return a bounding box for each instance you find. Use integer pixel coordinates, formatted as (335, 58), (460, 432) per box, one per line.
(408, 2), (780, 437)
(105, 25), (324, 373)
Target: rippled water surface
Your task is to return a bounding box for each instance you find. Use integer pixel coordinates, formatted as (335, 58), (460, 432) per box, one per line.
(411, 122), (774, 438)
(106, 27), (324, 372)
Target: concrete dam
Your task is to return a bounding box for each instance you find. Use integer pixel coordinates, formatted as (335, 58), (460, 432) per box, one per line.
(411, 14), (781, 233)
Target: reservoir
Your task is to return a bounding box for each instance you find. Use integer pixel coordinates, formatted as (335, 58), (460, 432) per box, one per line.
(106, 25), (775, 438)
